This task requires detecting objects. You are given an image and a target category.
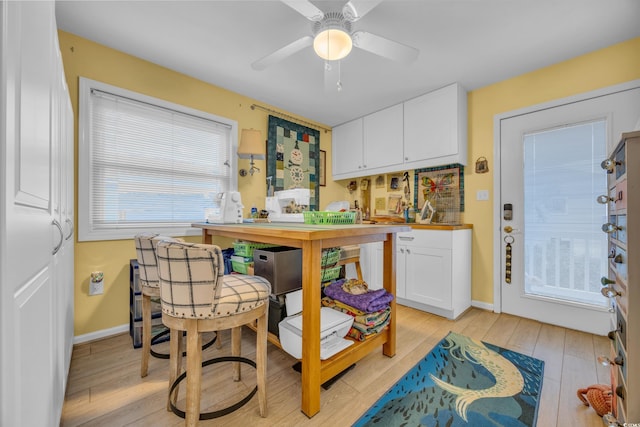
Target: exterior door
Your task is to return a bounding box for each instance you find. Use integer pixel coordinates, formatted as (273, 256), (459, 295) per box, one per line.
(1, 1), (70, 425)
(497, 82), (640, 335)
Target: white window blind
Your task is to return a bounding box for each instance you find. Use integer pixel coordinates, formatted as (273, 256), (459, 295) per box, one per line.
(78, 78), (237, 241)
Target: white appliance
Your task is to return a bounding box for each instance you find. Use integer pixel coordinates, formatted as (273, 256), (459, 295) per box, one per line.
(278, 290), (354, 360)
(265, 188), (310, 222)
(207, 192), (244, 224)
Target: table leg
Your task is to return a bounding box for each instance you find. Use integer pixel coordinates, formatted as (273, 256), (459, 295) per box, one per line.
(301, 239), (322, 417)
(383, 233), (397, 357)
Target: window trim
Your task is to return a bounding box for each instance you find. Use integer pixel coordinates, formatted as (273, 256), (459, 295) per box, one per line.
(78, 77), (238, 241)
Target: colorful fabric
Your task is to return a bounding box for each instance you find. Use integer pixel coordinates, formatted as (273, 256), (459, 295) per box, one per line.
(322, 297), (389, 326)
(324, 279), (394, 313)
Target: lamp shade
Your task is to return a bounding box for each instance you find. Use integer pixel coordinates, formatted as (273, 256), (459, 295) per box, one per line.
(313, 28), (352, 61)
(237, 129), (265, 160)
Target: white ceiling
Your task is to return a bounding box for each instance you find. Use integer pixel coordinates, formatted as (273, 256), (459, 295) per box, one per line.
(55, 0), (640, 127)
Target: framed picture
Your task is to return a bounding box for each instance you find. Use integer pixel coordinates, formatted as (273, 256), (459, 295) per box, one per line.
(414, 163), (464, 224)
(266, 115), (320, 210)
(319, 150), (326, 186)
(387, 173), (402, 191)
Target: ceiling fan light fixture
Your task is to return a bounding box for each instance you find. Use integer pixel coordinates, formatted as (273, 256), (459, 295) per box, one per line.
(312, 11), (353, 61)
(313, 28), (352, 61)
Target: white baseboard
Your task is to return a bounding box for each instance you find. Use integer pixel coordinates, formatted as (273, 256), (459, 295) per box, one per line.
(74, 323), (129, 345)
(471, 300), (494, 312)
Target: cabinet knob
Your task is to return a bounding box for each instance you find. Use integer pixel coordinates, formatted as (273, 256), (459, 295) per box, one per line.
(405, 157), (409, 161)
(598, 355), (624, 367)
(602, 223), (621, 234)
(600, 158), (620, 173)
(601, 287), (621, 298)
(601, 277), (615, 286)
(596, 194), (614, 204)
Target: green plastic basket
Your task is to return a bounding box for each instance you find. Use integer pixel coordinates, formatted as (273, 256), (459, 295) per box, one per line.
(321, 248), (341, 267)
(231, 255), (253, 274)
(303, 211), (356, 225)
(321, 265), (342, 282)
(233, 241), (277, 257)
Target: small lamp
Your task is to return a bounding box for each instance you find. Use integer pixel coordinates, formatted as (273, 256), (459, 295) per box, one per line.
(237, 129), (265, 176)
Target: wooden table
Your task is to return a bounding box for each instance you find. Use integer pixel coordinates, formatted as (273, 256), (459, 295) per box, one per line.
(192, 222), (410, 417)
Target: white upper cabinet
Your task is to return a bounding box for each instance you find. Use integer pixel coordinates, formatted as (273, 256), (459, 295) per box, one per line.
(363, 103), (404, 170)
(404, 83), (468, 168)
(332, 117), (363, 177)
(332, 83), (467, 181)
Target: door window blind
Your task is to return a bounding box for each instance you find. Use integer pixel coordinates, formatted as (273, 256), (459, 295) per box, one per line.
(79, 79), (235, 241)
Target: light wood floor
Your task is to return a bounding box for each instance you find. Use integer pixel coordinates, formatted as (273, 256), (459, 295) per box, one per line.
(61, 305), (610, 426)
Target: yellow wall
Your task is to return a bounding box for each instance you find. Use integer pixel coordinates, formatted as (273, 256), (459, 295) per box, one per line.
(464, 36), (640, 304)
(58, 31), (347, 336)
(61, 29), (640, 337)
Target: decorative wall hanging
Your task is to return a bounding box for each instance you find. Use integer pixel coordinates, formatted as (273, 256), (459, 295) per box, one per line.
(267, 115), (320, 211)
(414, 164), (464, 224)
(475, 156), (489, 173)
(387, 173), (402, 191)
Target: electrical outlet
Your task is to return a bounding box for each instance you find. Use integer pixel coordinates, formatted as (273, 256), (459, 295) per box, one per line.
(89, 280), (103, 295)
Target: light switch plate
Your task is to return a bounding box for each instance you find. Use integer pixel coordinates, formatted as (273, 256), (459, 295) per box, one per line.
(477, 190), (489, 201)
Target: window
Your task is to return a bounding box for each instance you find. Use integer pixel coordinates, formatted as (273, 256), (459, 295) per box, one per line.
(78, 78), (237, 241)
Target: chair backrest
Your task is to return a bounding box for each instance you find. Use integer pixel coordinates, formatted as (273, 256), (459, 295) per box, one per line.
(134, 233), (182, 289)
(156, 240), (225, 319)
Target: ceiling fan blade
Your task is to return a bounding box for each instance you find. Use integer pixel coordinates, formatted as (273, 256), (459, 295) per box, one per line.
(281, 0), (324, 21)
(251, 36), (313, 71)
(342, 0), (384, 22)
(352, 30), (419, 63)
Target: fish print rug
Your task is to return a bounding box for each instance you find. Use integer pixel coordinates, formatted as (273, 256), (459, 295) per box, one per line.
(353, 331), (544, 427)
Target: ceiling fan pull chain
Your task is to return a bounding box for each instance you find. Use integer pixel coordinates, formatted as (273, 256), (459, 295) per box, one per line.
(337, 60), (343, 92)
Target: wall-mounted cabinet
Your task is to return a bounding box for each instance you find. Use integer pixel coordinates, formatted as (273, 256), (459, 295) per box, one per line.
(332, 83), (467, 181)
(403, 83), (467, 169)
(332, 104), (404, 178)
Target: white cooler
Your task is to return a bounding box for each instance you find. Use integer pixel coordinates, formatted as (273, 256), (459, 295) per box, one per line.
(278, 307), (354, 360)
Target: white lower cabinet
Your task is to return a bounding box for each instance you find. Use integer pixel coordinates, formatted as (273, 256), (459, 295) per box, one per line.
(353, 228), (471, 319)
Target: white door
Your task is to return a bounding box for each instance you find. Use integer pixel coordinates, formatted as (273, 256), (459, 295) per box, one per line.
(1, 2), (65, 425)
(498, 82), (640, 335)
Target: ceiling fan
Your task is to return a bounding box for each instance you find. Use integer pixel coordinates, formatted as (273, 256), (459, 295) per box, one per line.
(251, 0), (419, 77)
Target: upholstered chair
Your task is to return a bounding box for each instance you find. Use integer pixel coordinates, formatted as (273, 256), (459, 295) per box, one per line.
(156, 240), (270, 425)
(135, 233), (219, 376)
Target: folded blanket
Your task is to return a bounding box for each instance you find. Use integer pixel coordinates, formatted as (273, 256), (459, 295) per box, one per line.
(324, 279), (394, 313)
(347, 315), (391, 341)
(322, 297), (389, 326)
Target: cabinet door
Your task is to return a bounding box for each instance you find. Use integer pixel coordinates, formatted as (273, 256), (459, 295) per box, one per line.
(363, 103), (404, 170)
(404, 83), (467, 166)
(404, 246), (452, 310)
(332, 118), (363, 177)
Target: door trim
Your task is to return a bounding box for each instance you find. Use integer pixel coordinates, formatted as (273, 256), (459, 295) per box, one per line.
(492, 79), (640, 313)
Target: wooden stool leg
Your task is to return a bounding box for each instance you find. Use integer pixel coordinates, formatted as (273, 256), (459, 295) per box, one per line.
(355, 260), (363, 281)
(141, 293), (151, 377)
(167, 328), (183, 411)
(256, 311), (268, 417)
(231, 326), (241, 381)
(215, 329), (223, 349)
(185, 320), (202, 427)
